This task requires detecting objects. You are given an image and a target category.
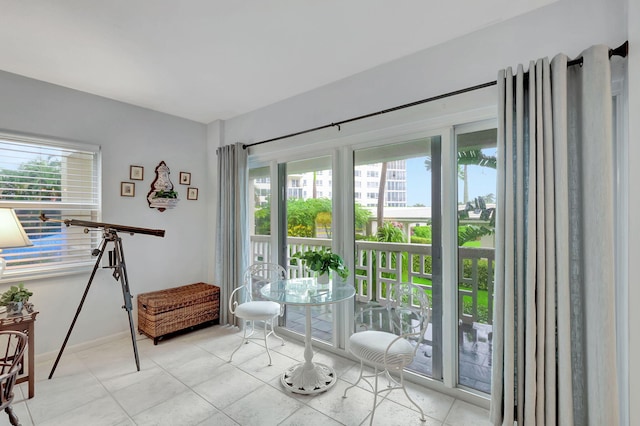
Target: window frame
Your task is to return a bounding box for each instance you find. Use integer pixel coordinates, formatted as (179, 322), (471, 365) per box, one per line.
(0, 132), (101, 282)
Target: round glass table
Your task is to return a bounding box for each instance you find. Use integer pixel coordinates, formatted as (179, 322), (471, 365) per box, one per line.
(260, 277), (355, 394)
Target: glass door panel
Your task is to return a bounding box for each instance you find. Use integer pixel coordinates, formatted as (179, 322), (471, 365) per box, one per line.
(456, 127), (497, 393)
(353, 137), (442, 381)
(249, 166), (272, 263)
(280, 156), (335, 343)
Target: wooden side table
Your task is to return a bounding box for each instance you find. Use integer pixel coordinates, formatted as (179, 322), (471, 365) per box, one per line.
(0, 310), (38, 398)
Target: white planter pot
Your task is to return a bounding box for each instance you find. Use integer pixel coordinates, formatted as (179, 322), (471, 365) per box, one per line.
(6, 301), (23, 317)
(317, 272), (330, 285)
(147, 196), (180, 211)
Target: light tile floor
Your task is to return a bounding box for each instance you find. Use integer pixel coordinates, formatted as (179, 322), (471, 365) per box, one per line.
(3, 325), (492, 426)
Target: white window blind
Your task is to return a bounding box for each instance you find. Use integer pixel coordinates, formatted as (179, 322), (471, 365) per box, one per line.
(0, 134), (101, 280)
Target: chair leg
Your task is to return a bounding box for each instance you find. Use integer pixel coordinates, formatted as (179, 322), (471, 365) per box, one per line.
(263, 319), (273, 366)
(342, 360), (365, 398)
(229, 320), (252, 363)
(398, 371), (426, 422)
(269, 319), (285, 346)
(369, 367), (380, 426)
(5, 405), (20, 426)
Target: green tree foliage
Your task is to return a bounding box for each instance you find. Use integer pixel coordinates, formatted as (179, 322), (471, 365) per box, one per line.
(287, 198), (331, 233)
(458, 224), (493, 246)
(456, 149), (497, 169)
(288, 224), (313, 237)
(376, 222), (406, 243)
(253, 198), (372, 237)
(460, 258), (492, 291)
(1, 158), (62, 200)
(375, 222), (407, 276)
(254, 207), (271, 235)
(315, 211), (332, 238)
(1, 157), (64, 236)
(354, 203), (372, 232)
(412, 225), (432, 242)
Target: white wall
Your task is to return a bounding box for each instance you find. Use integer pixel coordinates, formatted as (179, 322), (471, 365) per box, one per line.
(0, 70), (208, 357)
(224, 0), (626, 145)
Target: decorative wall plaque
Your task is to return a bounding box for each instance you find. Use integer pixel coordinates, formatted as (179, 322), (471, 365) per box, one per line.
(147, 161), (179, 212)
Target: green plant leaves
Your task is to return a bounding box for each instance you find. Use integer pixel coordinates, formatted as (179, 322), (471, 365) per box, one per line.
(0, 283), (32, 305)
(153, 189), (178, 199)
(292, 248), (350, 279)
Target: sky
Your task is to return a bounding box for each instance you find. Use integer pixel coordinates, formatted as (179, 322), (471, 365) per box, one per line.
(405, 156), (497, 206)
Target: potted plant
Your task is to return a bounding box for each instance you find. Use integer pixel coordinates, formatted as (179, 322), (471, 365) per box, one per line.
(148, 188), (180, 211)
(0, 283), (33, 316)
(153, 189), (178, 199)
(293, 248), (349, 284)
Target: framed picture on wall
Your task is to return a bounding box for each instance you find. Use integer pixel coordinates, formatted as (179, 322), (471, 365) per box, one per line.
(187, 187), (198, 200)
(130, 165), (144, 180)
(179, 172), (191, 185)
(121, 182), (135, 197)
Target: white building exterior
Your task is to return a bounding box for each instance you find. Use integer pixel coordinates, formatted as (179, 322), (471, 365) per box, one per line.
(252, 160), (408, 208)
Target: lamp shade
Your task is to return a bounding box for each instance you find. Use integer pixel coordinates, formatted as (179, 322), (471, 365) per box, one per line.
(0, 208), (33, 249)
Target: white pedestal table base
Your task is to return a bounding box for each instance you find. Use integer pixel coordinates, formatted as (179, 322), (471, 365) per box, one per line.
(281, 305), (337, 394)
(281, 362), (337, 394)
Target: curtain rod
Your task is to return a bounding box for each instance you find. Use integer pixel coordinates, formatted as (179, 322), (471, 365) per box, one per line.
(244, 40), (628, 149)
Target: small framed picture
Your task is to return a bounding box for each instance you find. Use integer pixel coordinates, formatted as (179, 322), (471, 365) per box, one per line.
(187, 187), (198, 200)
(121, 182), (135, 197)
(179, 172), (191, 185)
(130, 165), (144, 180)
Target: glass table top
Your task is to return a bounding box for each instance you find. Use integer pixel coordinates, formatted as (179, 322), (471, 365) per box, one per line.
(260, 277), (355, 306)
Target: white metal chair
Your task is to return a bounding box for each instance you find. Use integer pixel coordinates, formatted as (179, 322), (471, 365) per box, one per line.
(343, 283), (431, 425)
(228, 262), (286, 365)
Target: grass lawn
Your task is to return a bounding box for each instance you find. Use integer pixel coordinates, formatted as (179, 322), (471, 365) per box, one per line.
(406, 276), (489, 312)
(404, 270), (490, 323)
(462, 240), (481, 247)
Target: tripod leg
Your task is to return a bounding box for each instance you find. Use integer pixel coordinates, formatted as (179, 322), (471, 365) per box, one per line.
(48, 237), (108, 379)
(114, 236), (141, 371)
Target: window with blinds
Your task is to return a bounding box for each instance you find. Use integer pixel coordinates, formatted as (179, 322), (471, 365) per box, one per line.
(0, 134), (101, 280)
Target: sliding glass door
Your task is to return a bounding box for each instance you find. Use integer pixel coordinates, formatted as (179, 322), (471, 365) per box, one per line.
(455, 126), (497, 393)
(249, 166), (273, 263)
(353, 137), (443, 381)
(247, 119), (497, 396)
(278, 156), (336, 343)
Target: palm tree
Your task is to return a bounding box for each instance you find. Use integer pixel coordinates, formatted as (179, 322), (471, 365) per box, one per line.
(424, 149), (496, 203)
(376, 162), (388, 228)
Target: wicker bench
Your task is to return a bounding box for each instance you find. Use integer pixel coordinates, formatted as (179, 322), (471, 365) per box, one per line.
(137, 282), (220, 345)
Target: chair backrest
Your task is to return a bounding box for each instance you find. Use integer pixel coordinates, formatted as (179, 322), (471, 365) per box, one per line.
(0, 331), (27, 409)
(356, 282), (431, 356)
(243, 262), (287, 302)
(387, 283), (431, 346)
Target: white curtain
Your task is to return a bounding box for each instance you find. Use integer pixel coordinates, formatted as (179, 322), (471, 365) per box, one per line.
(490, 45), (619, 425)
(214, 142), (249, 326)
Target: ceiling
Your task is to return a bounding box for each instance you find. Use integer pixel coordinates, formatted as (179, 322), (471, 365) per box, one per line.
(0, 1), (554, 124)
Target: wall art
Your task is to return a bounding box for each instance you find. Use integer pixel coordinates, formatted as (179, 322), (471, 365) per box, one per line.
(121, 182), (135, 197)
(147, 161), (179, 211)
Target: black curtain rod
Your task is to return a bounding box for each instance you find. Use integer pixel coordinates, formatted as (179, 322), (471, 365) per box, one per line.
(244, 40), (628, 149)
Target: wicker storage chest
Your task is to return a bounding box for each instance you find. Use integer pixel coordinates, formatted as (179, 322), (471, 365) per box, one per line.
(137, 282), (220, 344)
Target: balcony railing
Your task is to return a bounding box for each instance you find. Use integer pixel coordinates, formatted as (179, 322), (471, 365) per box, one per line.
(250, 235), (494, 326)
